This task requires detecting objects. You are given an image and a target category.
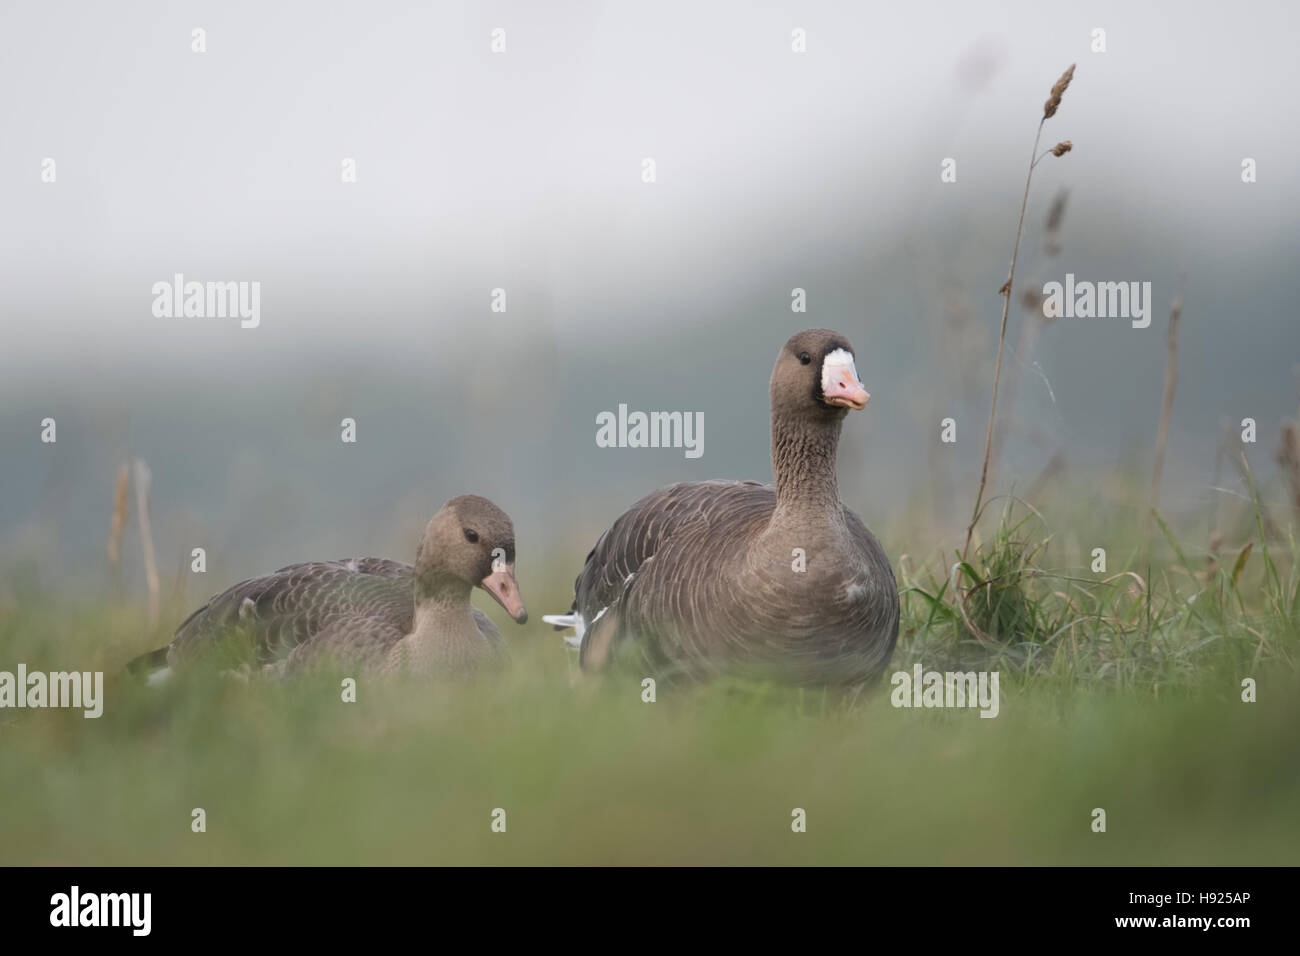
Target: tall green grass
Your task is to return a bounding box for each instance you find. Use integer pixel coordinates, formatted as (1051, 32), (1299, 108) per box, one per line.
(1, 491), (1297, 865)
(899, 494), (1297, 698)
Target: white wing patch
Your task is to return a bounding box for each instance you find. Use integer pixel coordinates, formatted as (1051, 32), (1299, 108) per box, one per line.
(546, 567), (636, 654)
(543, 611), (588, 650)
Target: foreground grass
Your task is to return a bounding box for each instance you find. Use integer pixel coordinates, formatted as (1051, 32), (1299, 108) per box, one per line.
(1, 608), (1297, 865)
(2, 488), (1298, 865)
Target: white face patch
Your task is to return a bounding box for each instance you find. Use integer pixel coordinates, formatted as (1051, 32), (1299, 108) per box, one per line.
(821, 348), (859, 395)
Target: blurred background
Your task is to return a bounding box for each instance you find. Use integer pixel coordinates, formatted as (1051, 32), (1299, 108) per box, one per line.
(2, 0), (1298, 617)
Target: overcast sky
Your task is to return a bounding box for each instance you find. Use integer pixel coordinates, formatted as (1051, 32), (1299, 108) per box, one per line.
(3, 1), (1298, 579)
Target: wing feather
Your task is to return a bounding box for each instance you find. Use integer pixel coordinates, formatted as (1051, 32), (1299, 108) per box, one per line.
(570, 481), (775, 665)
(169, 559), (415, 666)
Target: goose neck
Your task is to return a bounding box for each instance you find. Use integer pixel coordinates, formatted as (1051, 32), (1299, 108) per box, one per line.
(770, 411), (845, 523)
(397, 577), (473, 653)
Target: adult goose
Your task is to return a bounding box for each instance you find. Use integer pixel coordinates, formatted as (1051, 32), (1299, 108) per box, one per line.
(130, 495), (527, 681)
(544, 329), (898, 687)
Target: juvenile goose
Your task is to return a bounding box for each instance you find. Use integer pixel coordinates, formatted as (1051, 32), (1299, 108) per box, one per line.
(131, 495), (527, 680)
(544, 329), (898, 687)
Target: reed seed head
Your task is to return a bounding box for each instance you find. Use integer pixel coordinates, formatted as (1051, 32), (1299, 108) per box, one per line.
(1044, 188), (1069, 256)
(1044, 189), (1069, 232)
(1050, 140), (1073, 157)
(1043, 63), (1075, 119)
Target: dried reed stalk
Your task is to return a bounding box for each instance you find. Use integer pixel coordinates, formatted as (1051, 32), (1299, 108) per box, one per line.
(107, 462), (129, 565)
(1230, 443), (1282, 541)
(987, 190), (1071, 494)
(133, 458), (160, 628)
(962, 64), (1075, 561)
(1148, 294), (1183, 527)
(1210, 420), (1232, 556)
(1278, 413), (1300, 509)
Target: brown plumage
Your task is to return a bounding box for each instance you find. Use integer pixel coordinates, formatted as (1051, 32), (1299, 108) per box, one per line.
(546, 329), (899, 688)
(130, 495), (527, 680)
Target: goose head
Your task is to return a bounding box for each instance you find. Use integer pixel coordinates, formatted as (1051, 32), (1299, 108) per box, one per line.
(770, 328), (870, 421)
(416, 495), (528, 623)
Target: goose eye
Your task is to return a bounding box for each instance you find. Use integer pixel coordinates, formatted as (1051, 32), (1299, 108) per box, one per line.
(798, 351), (812, 366)
(463, 529), (479, 543)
